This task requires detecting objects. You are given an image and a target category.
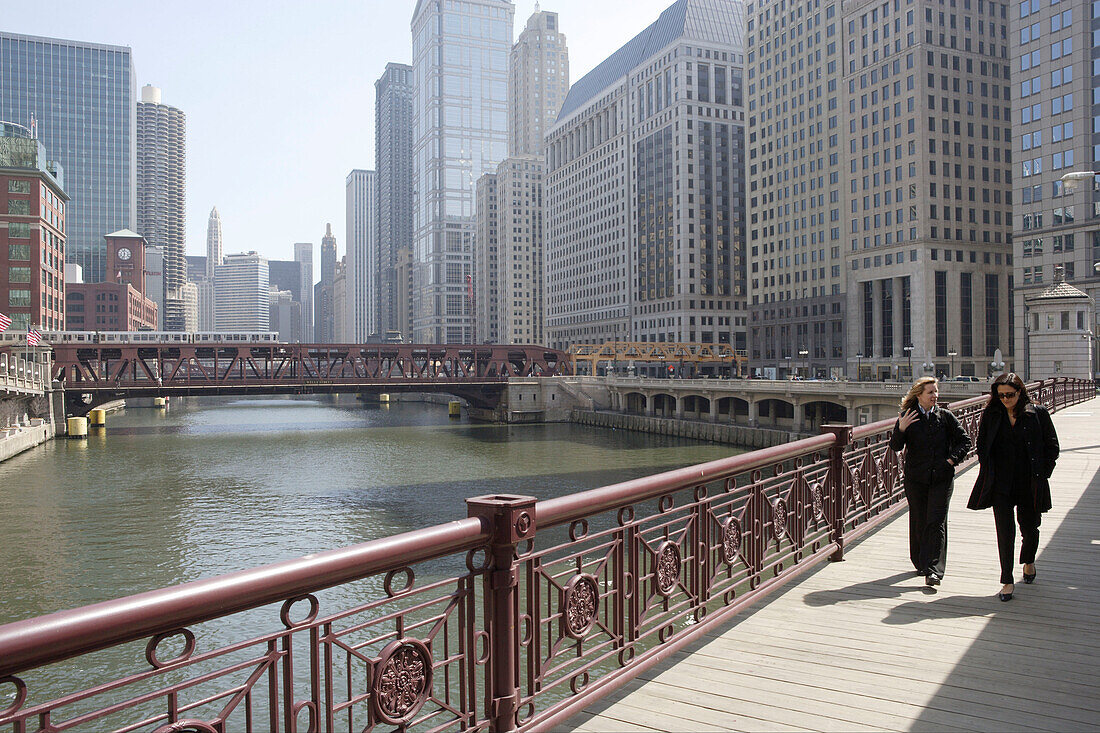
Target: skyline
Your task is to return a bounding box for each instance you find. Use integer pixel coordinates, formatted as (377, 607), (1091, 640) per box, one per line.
(1, 0), (675, 265)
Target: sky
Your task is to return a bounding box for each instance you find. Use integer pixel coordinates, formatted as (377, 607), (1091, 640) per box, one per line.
(3, 0), (675, 267)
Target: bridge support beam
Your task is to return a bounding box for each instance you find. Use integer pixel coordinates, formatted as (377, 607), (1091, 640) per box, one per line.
(675, 396), (684, 420)
(792, 402), (805, 432)
(747, 400), (759, 427)
(645, 395), (655, 417)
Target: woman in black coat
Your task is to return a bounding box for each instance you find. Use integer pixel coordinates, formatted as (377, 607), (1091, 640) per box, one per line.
(968, 373), (1059, 601)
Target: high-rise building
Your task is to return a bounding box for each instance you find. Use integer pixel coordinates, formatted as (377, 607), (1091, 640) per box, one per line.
(315, 224), (337, 342)
(215, 252), (269, 331)
(294, 242), (314, 341)
(144, 244), (164, 326)
(746, 0), (1015, 380)
(0, 33), (136, 285)
(205, 207), (223, 278)
(0, 121), (67, 332)
(474, 173), (500, 343)
(1011, 0), (1098, 379)
(136, 85), (187, 330)
(411, 0), (514, 343)
(269, 289), (302, 343)
(66, 230), (158, 331)
(268, 259), (303, 303)
(497, 156), (546, 344)
(509, 9), (570, 157)
(545, 0), (748, 352)
(333, 256), (348, 342)
(178, 281), (198, 332)
(375, 63), (415, 337)
(346, 169), (377, 342)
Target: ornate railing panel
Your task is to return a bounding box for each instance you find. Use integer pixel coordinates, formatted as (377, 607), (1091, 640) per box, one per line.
(0, 378), (1093, 732)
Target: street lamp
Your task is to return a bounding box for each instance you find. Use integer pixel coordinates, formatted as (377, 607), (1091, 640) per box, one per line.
(947, 348), (957, 379)
(903, 344), (914, 381)
(922, 361), (936, 376)
(856, 352), (864, 381)
(798, 347), (809, 378)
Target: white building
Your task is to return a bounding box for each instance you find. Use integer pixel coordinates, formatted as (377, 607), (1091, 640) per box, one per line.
(294, 242), (313, 341)
(346, 169), (377, 341)
(214, 252), (269, 331)
(205, 207), (223, 278)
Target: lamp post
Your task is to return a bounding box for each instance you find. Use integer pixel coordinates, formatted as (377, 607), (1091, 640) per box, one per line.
(991, 358), (1006, 378)
(856, 352), (864, 381)
(947, 348), (957, 379)
(784, 354), (792, 379)
(922, 360), (936, 377)
(798, 347), (809, 378)
(903, 344), (914, 381)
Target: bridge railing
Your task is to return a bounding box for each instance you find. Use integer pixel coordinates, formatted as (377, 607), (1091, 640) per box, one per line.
(0, 377), (1092, 733)
(0, 352), (47, 395)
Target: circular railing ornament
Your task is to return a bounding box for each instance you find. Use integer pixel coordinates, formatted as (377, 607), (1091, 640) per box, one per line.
(772, 498), (788, 541)
(562, 573), (600, 639)
(721, 518), (742, 565)
(372, 638), (433, 725)
(811, 483), (825, 519)
(655, 542), (682, 597)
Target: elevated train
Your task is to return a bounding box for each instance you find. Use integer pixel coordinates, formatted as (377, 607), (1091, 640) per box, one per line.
(0, 331), (281, 346)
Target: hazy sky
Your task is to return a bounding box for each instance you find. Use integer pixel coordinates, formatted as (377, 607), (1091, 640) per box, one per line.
(3, 0), (674, 266)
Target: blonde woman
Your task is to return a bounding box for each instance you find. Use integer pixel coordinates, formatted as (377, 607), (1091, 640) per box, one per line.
(889, 377), (972, 586)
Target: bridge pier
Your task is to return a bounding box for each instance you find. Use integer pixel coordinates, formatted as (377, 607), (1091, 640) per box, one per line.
(747, 399), (759, 427)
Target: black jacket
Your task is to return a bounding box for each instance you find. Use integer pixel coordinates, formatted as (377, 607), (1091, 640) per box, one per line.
(889, 406), (971, 486)
(968, 403), (1059, 512)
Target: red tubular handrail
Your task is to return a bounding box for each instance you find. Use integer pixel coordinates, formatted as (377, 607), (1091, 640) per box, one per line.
(0, 517), (489, 678)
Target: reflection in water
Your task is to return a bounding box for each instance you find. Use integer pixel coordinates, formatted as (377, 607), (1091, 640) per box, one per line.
(0, 396), (742, 624)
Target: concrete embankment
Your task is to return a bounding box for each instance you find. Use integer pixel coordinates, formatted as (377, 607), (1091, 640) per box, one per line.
(571, 410), (808, 448)
(0, 421), (55, 462)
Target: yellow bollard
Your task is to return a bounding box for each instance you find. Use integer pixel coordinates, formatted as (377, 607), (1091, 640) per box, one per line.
(66, 417), (89, 438)
(379, 393), (390, 403)
(448, 400), (461, 418)
(89, 408), (107, 427)
(153, 397), (166, 407)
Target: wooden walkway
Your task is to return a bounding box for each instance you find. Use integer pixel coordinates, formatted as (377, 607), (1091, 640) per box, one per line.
(560, 399), (1100, 732)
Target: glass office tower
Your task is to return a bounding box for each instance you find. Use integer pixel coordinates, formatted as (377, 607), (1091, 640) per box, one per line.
(0, 32), (137, 285)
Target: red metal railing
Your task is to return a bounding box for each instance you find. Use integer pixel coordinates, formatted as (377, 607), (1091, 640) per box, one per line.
(0, 377), (1093, 732)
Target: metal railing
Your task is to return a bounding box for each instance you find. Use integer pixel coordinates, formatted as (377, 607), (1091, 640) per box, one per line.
(0, 352), (47, 395)
(0, 377), (1093, 733)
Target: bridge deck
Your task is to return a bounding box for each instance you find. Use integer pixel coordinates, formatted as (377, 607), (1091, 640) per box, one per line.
(560, 399), (1100, 732)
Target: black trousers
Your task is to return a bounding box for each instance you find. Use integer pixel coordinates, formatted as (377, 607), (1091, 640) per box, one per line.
(904, 479), (952, 577)
(992, 494), (1041, 585)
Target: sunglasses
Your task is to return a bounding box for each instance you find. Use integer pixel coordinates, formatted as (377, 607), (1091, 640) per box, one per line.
(997, 390), (1019, 400)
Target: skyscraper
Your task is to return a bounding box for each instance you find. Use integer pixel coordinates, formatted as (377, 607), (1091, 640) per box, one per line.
(375, 63), (415, 338)
(0, 32), (136, 284)
(1011, 0), (1098, 379)
(746, 0), (1014, 380)
(215, 252), (269, 331)
(411, 0), (514, 343)
(294, 242), (314, 341)
(545, 0), (747, 352)
(137, 85), (187, 330)
(346, 169), (377, 342)
(509, 9), (570, 157)
(315, 224), (337, 343)
(205, 207), (223, 278)
(474, 173), (500, 343)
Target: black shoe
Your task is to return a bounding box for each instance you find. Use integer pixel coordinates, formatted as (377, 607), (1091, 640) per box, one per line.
(925, 573), (941, 586)
(999, 586), (1014, 602)
(1023, 567), (1036, 584)
(914, 568), (928, 576)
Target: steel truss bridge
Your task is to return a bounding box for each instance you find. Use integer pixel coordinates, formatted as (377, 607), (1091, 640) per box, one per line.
(43, 342), (571, 413)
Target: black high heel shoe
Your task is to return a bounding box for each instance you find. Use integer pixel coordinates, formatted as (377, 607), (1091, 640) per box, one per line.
(1023, 566), (1036, 584)
(999, 587), (1014, 602)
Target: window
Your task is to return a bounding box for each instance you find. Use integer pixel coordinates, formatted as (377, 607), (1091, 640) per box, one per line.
(7, 180), (30, 194)
(8, 267), (30, 283)
(7, 223), (30, 238)
(8, 289), (31, 308)
(8, 244), (30, 260)
(7, 199), (29, 215)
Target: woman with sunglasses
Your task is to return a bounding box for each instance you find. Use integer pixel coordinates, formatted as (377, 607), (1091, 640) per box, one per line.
(968, 373), (1059, 601)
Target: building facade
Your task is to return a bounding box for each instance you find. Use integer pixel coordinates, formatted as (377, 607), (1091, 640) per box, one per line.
(215, 252), (269, 331)
(315, 224), (337, 342)
(346, 169), (377, 341)
(0, 121), (68, 332)
(474, 173), (500, 343)
(746, 0), (1015, 380)
(509, 9), (570, 157)
(411, 0), (514, 343)
(269, 289), (302, 343)
(545, 0), (748, 351)
(1010, 0), (1099, 379)
(66, 230), (157, 331)
(205, 207), (223, 278)
(496, 156), (546, 344)
(0, 33), (135, 285)
(294, 242), (314, 341)
(375, 63), (415, 338)
(136, 85), (187, 331)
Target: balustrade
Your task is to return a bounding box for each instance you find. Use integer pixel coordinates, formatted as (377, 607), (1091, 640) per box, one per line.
(0, 378), (1093, 732)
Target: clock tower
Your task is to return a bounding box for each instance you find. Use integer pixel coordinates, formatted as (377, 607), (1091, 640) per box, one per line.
(105, 229), (147, 296)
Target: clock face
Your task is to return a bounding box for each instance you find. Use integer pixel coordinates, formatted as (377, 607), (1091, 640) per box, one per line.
(117, 247), (132, 261)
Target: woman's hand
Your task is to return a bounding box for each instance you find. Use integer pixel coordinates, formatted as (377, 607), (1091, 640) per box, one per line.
(897, 409), (919, 432)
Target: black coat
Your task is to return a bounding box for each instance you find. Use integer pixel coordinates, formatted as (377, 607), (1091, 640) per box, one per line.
(889, 406), (971, 487)
(968, 403), (1059, 512)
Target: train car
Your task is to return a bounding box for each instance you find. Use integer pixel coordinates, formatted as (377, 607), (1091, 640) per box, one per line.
(0, 330), (281, 345)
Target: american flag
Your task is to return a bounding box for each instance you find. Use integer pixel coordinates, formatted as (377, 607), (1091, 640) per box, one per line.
(0, 312), (11, 333)
(26, 328), (42, 346)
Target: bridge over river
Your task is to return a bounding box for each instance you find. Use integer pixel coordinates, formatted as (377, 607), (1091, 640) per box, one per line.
(0, 378), (1094, 732)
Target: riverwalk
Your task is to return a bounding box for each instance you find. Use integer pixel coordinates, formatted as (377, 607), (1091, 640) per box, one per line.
(563, 398), (1100, 732)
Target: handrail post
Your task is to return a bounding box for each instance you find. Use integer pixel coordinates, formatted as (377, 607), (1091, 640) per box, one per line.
(467, 494), (537, 733)
(821, 424), (854, 561)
